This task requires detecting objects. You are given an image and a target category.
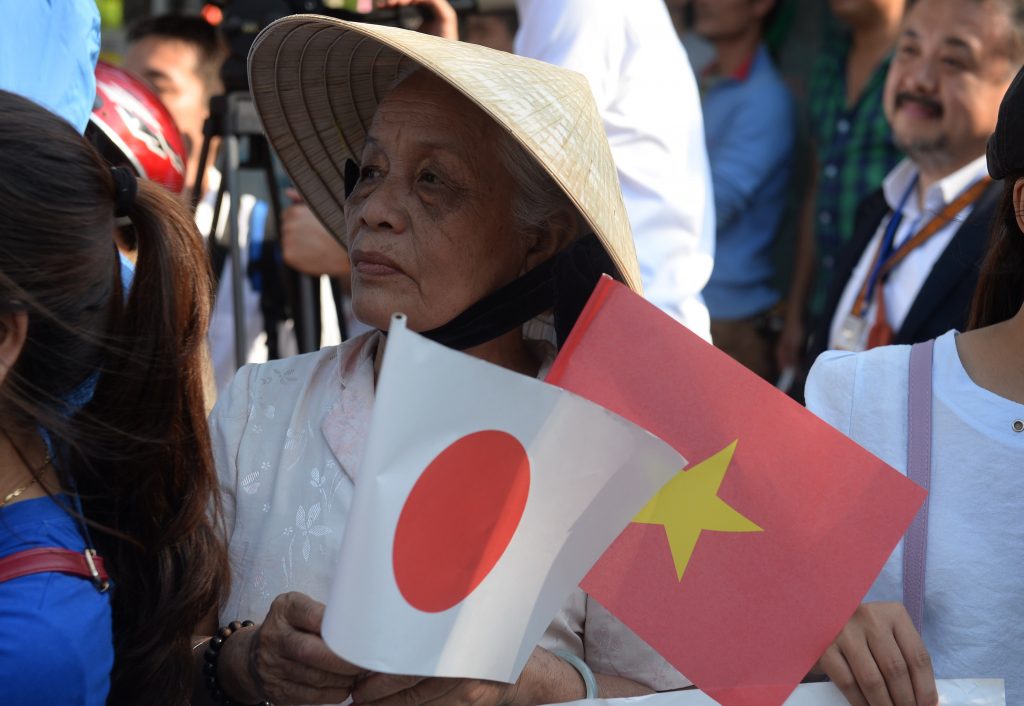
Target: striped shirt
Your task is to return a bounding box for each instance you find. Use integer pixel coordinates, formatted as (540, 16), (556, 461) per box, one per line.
(807, 36), (903, 319)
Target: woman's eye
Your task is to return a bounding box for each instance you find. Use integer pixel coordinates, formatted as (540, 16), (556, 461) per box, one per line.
(418, 171), (442, 186)
(360, 165), (383, 181)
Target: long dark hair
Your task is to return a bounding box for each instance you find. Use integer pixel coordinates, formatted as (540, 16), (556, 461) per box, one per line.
(0, 89), (228, 705)
(969, 172), (1024, 329)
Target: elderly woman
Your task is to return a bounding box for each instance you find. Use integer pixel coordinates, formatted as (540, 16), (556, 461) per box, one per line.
(192, 17), (689, 706)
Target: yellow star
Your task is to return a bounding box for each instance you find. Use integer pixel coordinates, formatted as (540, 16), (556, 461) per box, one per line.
(634, 440), (762, 581)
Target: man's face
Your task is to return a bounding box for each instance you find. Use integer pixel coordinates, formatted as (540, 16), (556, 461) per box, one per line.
(693, 0), (769, 41)
(124, 37), (214, 190)
(883, 0), (1014, 173)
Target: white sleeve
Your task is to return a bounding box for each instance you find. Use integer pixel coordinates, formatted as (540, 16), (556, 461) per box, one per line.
(514, 0), (625, 110)
(806, 345), (913, 475)
(208, 363), (258, 542)
(515, 0), (714, 339)
(539, 586), (585, 657)
(804, 350), (860, 436)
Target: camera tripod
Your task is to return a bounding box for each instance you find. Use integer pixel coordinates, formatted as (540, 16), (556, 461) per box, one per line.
(192, 90), (321, 370)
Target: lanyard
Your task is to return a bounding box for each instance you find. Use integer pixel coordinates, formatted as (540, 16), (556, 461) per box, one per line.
(851, 176), (991, 318)
(903, 339), (935, 634)
(855, 177), (915, 316)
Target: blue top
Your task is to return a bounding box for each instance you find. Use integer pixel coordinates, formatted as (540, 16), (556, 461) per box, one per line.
(700, 45), (796, 320)
(0, 495), (113, 705)
(0, 0), (100, 133)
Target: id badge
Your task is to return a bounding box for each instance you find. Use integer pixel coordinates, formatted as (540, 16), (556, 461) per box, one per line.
(835, 314), (867, 352)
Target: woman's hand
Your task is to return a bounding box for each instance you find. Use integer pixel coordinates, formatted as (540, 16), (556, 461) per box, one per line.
(816, 602), (938, 706)
(373, 0), (459, 40)
(352, 674), (518, 706)
(222, 592), (364, 705)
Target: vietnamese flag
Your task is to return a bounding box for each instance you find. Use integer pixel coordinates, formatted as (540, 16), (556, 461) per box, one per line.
(546, 278), (926, 706)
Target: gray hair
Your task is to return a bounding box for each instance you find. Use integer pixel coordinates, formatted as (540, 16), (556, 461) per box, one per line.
(494, 127), (589, 243)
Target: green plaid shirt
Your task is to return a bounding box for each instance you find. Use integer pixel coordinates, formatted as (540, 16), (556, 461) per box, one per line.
(806, 38), (903, 319)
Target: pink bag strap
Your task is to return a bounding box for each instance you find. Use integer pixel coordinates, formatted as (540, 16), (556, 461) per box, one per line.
(903, 339), (935, 633)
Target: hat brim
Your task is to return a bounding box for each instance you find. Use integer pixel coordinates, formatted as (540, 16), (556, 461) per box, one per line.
(247, 15), (642, 294)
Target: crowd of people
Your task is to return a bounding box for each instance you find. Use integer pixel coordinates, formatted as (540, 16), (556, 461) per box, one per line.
(0, 0), (1021, 705)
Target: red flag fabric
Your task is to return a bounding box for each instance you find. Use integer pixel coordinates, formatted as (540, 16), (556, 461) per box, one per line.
(546, 277), (926, 706)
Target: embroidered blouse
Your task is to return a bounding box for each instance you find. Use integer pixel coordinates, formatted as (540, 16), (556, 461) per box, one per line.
(211, 332), (689, 700)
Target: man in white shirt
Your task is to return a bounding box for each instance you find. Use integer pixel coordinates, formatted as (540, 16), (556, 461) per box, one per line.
(806, 0), (1017, 365)
(514, 0), (716, 341)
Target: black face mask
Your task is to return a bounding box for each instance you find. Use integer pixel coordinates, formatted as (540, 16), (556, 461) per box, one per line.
(343, 159), (622, 351)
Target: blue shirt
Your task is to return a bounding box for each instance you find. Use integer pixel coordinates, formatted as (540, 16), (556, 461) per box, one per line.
(700, 45), (795, 320)
(0, 0), (100, 133)
(0, 496), (113, 705)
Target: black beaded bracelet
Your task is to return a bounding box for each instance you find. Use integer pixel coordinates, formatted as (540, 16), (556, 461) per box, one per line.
(202, 620), (269, 706)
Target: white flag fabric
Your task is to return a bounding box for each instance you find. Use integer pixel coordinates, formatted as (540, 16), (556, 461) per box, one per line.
(543, 679), (1006, 706)
(321, 315), (685, 682)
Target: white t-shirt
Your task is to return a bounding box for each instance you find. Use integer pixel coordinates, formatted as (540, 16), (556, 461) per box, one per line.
(828, 156), (987, 351)
(515, 0), (716, 342)
(806, 331), (1024, 701)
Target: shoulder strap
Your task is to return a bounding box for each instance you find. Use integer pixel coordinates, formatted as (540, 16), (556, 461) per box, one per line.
(903, 339), (935, 633)
(0, 547), (110, 591)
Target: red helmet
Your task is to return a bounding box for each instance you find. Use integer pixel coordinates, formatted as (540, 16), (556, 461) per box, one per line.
(87, 61), (187, 194)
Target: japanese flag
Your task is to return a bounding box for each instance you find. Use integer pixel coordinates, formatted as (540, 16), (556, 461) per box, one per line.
(321, 315), (684, 683)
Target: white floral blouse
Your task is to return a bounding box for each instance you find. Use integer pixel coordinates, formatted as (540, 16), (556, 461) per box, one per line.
(210, 331), (688, 696)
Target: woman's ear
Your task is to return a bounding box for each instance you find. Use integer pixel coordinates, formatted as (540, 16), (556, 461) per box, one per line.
(523, 209), (581, 272)
(0, 311), (28, 388)
(1014, 178), (1024, 234)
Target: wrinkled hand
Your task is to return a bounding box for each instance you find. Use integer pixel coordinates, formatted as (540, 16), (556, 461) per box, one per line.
(352, 674), (518, 706)
(816, 602), (938, 706)
(246, 592), (364, 705)
(374, 0), (459, 40)
(281, 189), (351, 279)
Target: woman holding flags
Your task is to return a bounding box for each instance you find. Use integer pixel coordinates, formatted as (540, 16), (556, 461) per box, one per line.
(195, 15), (690, 706)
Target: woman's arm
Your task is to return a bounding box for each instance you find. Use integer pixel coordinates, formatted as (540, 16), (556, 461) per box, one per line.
(519, 648), (655, 703)
(348, 646), (654, 706)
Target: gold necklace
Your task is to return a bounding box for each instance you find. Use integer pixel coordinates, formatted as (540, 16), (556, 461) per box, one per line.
(0, 454), (51, 508)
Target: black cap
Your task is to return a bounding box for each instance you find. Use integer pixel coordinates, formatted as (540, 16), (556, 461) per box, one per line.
(987, 64), (1024, 179)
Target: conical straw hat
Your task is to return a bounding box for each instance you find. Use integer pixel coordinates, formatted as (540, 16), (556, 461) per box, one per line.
(247, 15), (642, 294)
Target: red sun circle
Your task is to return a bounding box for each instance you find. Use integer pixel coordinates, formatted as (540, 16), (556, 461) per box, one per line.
(392, 430), (531, 613)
